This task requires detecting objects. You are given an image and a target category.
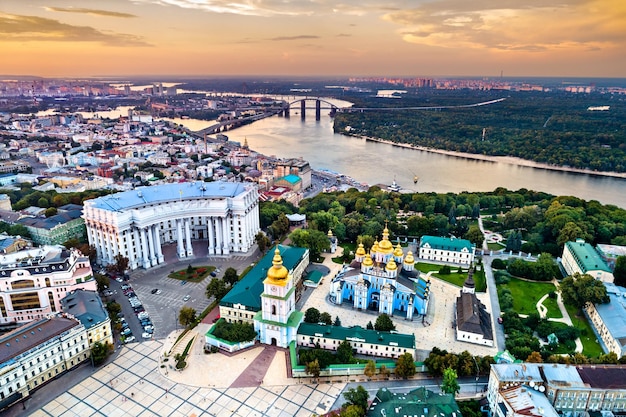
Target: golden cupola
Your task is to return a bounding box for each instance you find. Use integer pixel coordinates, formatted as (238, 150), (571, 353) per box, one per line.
(386, 258), (398, 271)
(404, 251), (415, 264)
(362, 254), (374, 267)
(265, 247), (289, 285)
(371, 239), (380, 254)
(355, 243), (366, 257)
(393, 243), (403, 257)
(378, 226), (393, 254)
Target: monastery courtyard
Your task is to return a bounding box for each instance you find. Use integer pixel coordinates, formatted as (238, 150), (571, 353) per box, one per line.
(301, 251), (499, 360)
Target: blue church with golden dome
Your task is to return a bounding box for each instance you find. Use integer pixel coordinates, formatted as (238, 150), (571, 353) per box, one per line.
(329, 226), (430, 320)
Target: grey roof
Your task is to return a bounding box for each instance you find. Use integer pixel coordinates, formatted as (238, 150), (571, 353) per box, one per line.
(456, 292), (493, 340)
(0, 317), (81, 366)
(87, 181), (249, 212)
(592, 283), (626, 349)
(541, 363), (585, 387)
(60, 290), (109, 330)
(491, 363), (543, 382)
(17, 210), (82, 230)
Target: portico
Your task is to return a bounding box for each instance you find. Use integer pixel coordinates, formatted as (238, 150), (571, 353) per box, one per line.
(83, 182), (260, 270)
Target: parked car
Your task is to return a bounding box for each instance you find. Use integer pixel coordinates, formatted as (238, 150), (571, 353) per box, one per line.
(124, 336), (136, 343)
(122, 328), (132, 336)
(183, 295), (191, 302)
(141, 332), (152, 339)
(210, 271), (217, 277)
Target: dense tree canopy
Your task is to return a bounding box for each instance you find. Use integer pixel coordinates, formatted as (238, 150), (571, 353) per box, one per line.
(560, 273), (610, 309)
(334, 90), (626, 172)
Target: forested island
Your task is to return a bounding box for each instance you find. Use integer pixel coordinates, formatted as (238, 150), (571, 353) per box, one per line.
(333, 89), (626, 173)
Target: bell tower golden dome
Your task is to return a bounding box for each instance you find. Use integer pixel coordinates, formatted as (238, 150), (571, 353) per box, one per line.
(265, 247), (289, 285)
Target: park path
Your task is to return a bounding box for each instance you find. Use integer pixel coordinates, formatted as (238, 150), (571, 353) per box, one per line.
(535, 284), (583, 353)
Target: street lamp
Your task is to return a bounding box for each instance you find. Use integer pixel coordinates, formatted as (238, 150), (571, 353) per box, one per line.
(472, 356), (480, 394)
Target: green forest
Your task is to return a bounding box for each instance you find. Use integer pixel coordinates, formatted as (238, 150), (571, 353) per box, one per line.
(260, 187), (626, 258)
(333, 89), (626, 172)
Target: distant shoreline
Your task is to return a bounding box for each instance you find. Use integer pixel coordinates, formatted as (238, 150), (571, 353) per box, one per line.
(355, 135), (626, 180)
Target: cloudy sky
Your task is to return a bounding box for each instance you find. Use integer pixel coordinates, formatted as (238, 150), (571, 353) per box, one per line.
(1, 0), (625, 78)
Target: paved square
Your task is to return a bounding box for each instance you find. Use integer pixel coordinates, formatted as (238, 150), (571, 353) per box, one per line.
(31, 341), (345, 417)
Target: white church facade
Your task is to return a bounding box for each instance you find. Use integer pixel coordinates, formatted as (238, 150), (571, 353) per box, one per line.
(329, 226), (431, 320)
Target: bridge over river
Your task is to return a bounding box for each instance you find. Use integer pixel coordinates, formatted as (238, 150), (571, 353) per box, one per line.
(194, 97), (506, 136)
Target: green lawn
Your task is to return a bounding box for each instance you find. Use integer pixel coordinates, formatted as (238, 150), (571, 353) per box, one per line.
(501, 278), (557, 315)
(168, 265), (215, 283)
(487, 242), (505, 251)
(564, 304), (604, 358)
(416, 262), (486, 292)
(541, 296), (562, 319)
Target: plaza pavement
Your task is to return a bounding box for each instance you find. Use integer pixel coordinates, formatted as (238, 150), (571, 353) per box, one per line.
(30, 336), (345, 417)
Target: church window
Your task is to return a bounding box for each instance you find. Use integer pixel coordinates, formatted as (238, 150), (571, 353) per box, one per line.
(271, 304), (276, 315)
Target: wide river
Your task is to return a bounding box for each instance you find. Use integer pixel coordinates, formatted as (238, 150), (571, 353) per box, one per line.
(165, 97), (626, 209)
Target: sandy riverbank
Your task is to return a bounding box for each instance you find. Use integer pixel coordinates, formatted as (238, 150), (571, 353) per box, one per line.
(357, 135), (626, 180)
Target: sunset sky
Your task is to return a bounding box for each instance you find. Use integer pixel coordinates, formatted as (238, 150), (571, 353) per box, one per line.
(1, 0), (625, 78)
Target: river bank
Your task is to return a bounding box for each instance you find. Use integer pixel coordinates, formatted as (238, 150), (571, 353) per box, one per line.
(356, 135), (626, 180)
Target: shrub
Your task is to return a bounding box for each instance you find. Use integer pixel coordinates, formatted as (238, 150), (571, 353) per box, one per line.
(491, 258), (507, 269)
(175, 360), (187, 369)
(439, 265), (451, 275)
(494, 270), (510, 285)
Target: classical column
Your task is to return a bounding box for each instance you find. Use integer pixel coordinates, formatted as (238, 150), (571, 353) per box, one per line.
(207, 217), (215, 255)
(185, 218), (193, 257)
(154, 225), (164, 263)
(176, 219), (185, 258)
(215, 217), (222, 255)
(130, 227), (140, 270)
(140, 227), (150, 269)
(147, 225), (156, 266)
(222, 216), (230, 255)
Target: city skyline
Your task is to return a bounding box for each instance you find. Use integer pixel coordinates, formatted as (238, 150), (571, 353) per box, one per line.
(1, 0), (625, 78)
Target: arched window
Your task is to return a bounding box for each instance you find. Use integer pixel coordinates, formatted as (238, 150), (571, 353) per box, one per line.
(271, 304), (276, 315)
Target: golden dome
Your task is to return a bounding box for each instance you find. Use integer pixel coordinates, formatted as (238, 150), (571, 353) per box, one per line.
(371, 240), (380, 253)
(378, 226), (393, 253)
(266, 247), (289, 282)
(393, 243), (403, 257)
(355, 243), (366, 256)
(386, 258), (398, 271)
(404, 251), (415, 264)
(362, 254), (374, 267)
(327, 229), (333, 237)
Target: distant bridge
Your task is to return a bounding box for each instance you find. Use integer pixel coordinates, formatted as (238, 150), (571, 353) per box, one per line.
(193, 97), (507, 136)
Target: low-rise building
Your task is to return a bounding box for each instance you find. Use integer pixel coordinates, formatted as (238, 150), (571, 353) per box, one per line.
(585, 283), (626, 357)
(369, 387), (461, 417)
(297, 322), (416, 360)
(17, 208), (85, 246)
(0, 246), (96, 325)
(60, 290), (113, 348)
(0, 316), (90, 412)
(596, 244), (626, 270)
(561, 239), (614, 282)
(455, 271), (494, 346)
(418, 235), (475, 266)
(219, 245), (309, 325)
(488, 363), (626, 417)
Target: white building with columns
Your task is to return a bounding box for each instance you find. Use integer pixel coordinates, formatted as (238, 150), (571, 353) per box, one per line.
(83, 181), (260, 270)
